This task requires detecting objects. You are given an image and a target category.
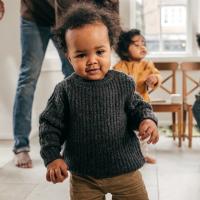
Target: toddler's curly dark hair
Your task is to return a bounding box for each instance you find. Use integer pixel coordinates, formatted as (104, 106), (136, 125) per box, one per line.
(54, 2), (121, 53)
(79, 0), (119, 13)
(116, 29), (145, 61)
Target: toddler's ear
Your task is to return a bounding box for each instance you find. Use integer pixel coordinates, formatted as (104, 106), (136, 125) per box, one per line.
(65, 53), (71, 62)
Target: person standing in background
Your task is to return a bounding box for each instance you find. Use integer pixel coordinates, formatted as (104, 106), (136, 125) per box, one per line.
(0, 0), (119, 169)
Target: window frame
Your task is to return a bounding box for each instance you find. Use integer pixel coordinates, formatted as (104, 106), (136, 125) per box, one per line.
(129, 0), (200, 61)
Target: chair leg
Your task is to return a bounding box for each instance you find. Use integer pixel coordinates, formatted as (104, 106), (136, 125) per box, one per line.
(182, 110), (187, 141)
(178, 109), (182, 147)
(172, 112), (176, 140)
(188, 108), (193, 148)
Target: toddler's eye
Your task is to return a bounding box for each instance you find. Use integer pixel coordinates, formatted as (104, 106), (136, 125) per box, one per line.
(96, 50), (105, 56)
(134, 44), (140, 48)
(76, 53), (86, 58)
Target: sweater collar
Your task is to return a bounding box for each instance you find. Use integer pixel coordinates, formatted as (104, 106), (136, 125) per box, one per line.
(72, 70), (114, 87)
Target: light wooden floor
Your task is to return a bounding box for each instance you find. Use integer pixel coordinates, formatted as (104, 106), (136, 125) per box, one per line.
(0, 135), (200, 200)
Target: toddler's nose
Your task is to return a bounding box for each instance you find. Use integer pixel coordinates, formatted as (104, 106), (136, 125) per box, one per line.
(87, 55), (97, 65)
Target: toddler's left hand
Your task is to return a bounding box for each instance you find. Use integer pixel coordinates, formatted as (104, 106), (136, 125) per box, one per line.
(138, 119), (159, 144)
(145, 74), (158, 88)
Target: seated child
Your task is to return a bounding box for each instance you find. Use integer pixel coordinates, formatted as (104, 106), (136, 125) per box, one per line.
(39, 3), (159, 200)
(113, 29), (162, 164)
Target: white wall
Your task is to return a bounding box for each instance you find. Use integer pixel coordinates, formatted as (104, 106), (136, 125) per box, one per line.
(119, 0), (131, 29)
(0, 0), (20, 139)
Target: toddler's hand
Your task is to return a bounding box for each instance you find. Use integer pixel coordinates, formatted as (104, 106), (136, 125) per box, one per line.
(138, 119), (159, 144)
(145, 74), (158, 88)
(46, 159), (68, 184)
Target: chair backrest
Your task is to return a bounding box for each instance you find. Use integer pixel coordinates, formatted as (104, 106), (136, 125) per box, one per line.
(180, 62), (200, 104)
(152, 62), (179, 95)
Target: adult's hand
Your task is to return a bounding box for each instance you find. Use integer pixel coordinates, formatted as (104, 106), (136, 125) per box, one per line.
(0, 0), (5, 20)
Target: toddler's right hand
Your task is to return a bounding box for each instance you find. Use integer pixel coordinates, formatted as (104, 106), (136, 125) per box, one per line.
(46, 159), (68, 184)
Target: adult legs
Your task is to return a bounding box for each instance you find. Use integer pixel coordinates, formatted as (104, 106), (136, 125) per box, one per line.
(13, 18), (51, 167)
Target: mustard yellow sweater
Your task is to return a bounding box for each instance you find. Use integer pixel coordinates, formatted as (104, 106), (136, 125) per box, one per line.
(113, 60), (162, 102)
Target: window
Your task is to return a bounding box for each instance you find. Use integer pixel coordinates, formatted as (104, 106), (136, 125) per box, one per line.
(133, 0), (190, 55)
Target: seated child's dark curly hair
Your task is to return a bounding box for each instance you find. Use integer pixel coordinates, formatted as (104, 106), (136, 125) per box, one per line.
(54, 2), (121, 53)
(116, 29), (144, 61)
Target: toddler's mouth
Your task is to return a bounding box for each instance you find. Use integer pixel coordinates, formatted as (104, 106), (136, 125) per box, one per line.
(85, 68), (100, 73)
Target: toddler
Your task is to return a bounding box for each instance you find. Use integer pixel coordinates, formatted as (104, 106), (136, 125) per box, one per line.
(39, 3), (159, 200)
(114, 29), (162, 164)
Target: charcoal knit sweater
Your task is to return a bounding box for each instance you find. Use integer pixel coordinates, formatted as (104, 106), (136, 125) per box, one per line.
(39, 70), (157, 178)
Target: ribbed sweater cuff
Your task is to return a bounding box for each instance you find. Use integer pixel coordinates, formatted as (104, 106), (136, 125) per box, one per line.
(140, 109), (158, 126)
(40, 147), (62, 167)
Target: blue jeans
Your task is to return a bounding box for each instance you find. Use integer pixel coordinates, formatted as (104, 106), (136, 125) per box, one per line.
(13, 18), (74, 153)
(192, 99), (200, 129)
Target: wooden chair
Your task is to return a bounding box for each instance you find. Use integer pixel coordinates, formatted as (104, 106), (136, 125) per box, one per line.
(150, 62), (182, 147)
(180, 62), (200, 147)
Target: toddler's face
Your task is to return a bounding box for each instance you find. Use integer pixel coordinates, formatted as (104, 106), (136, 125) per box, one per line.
(128, 35), (147, 61)
(65, 22), (111, 80)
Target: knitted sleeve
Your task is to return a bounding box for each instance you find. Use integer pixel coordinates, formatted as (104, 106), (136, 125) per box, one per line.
(39, 82), (68, 166)
(126, 81), (158, 130)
